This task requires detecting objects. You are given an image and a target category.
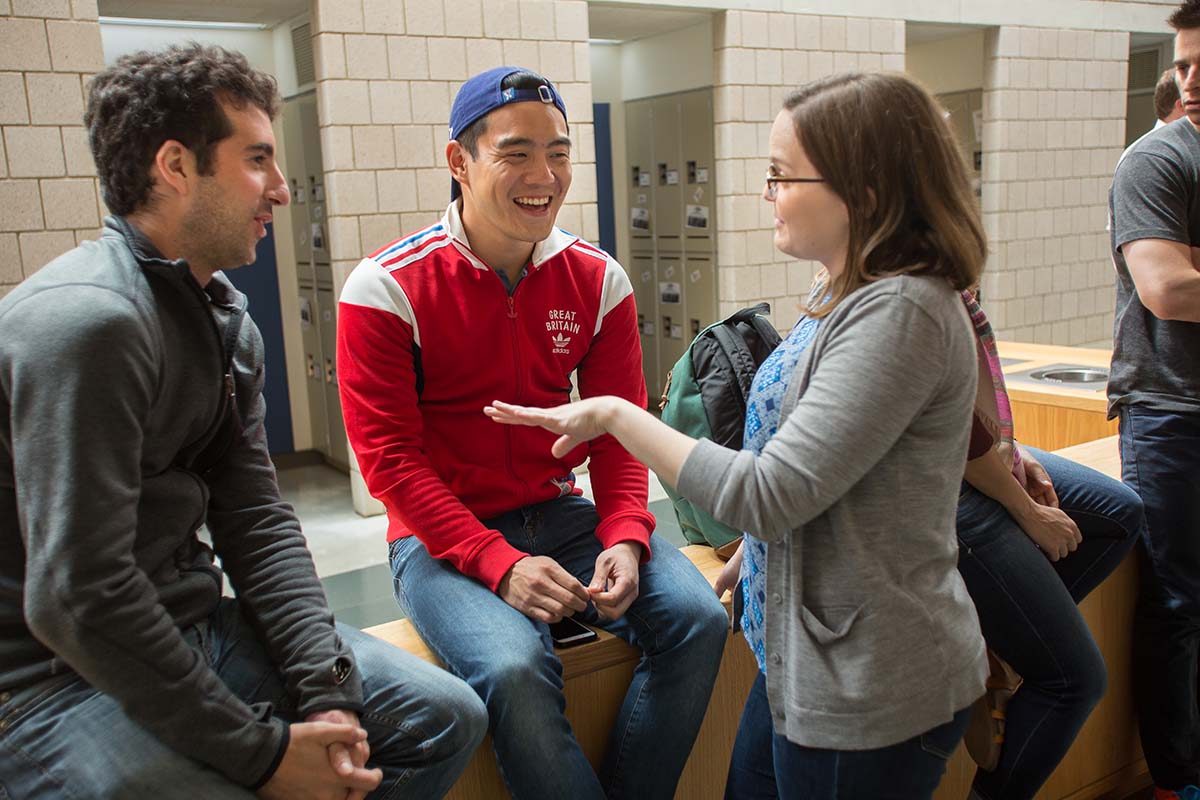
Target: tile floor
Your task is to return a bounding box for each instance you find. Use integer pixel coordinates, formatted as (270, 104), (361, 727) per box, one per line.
(278, 463), (687, 629)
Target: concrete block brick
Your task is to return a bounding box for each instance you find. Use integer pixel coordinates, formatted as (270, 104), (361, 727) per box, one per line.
(450, 0), (484, 37)
(579, 203), (598, 243)
(519, 0), (556, 39)
(428, 38), (469, 81)
(18, 229), (72, 275)
(12, 0), (69, 18)
(374, 169), (422, 212)
(741, 11), (769, 48)
(833, 51), (857, 73)
(1028, 59), (1048, 90)
(558, 82), (591, 123)
(808, 50), (833, 80)
(539, 40), (575, 82)
(570, 164), (596, 204)
(46, 19), (103, 72)
(747, 228), (776, 265)
(357, 213), (401, 252)
(0, 233), (20, 285)
(869, 19), (894, 54)
(1010, 59), (1030, 89)
(555, 1), (589, 42)
(715, 11), (741, 49)
(1019, 27), (1039, 58)
(353, 125), (396, 168)
(992, 27), (1020, 58)
(362, 0), (405, 34)
(70, 0), (97, 19)
(502, 39), (540, 72)
(768, 13), (795, 50)
(575, 121), (594, 163)
(795, 14), (820, 50)
(314, 33), (347, 80)
(756, 50), (782, 86)
(741, 86), (770, 122)
(0, 18), (50, 71)
(819, 16), (846, 51)
(846, 17), (869, 52)
(369, 81), (412, 124)
(387, 36), (429, 80)
(881, 53), (904, 71)
(717, 48), (754, 85)
(466, 38), (505, 77)
(416, 166), (447, 211)
(574, 43), (590, 84)
(408, 82), (451, 124)
(315, 0), (363, 33)
(326, 170), (378, 215)
(327, 214), (361, 261)
(482, 0), (521, 39)
(406, 0), (445, 36)
(40, 177), (96, 229)
(782, 50), (807, 87)
(393, 125), (436, 167)
(0, 74), (29, 126)
(4, 127), (65, 177)
(318, 80), (373, 126)
(345, 34), (390, 80)
(553, 202), (581, 236)
(320, 125), (356, 171)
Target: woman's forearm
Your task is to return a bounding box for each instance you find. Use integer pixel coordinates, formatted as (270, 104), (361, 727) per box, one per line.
(604, 398), (699, 488)
(963, 446), (1036, 522)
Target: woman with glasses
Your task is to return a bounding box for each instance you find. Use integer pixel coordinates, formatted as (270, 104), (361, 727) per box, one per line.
(486, 71), (988, 799)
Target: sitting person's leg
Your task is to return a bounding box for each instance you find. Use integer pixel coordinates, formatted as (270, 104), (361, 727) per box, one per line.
(956, 486), (1109, 800)
(724, 672), (781, 800)
(538, 495), (729, 800)
(1022, 445), (1142, 601)
(389, 529), (606, 800)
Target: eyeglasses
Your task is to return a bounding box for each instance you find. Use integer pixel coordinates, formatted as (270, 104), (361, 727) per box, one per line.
(764, 167), (825, 200)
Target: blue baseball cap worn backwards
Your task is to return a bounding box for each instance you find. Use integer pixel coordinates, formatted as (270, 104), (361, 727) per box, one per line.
(448, 66), (569, 201)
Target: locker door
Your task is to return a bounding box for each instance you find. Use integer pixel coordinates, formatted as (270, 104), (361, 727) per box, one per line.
(625, 99), (655, 255)
(655, 253), (687, 401)
(651, 95), (683, 253)
(630, 252), (658, 402)
(680, 89), (715, 258)
(281, 99), (311, 265)
(298, 280), (328, 455)
(317, 283), (349, 471)
(300, 99), (330, 265)
(683, 254), (716, 342)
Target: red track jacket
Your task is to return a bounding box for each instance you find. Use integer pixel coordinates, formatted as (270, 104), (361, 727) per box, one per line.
(337, 202), (655, 591)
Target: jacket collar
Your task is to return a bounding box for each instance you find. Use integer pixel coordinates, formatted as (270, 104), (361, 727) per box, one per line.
(103, 215), (243, 308)
(440, 200), (579, 272)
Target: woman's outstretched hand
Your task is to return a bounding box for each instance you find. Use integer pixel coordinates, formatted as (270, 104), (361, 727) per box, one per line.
(485, 397), (623, 458)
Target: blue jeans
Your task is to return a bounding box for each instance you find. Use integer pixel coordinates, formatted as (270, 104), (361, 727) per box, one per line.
(1120, 406), (1200, 789)
(725, 671), (971, 799)
(955, 445), (1141, 800)
(0, 598), (487, 799)
(390, 494), (728, 800)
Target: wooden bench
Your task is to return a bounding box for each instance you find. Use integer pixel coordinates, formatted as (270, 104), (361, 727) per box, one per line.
(366, 435), (1146, 799)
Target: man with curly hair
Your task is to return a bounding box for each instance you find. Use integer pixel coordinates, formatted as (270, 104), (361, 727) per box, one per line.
(0, 44), (485, 800)
(1109, 2), (1200, 797)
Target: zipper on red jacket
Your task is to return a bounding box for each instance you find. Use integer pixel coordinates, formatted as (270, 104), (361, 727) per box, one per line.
(499, 276), (533, 507)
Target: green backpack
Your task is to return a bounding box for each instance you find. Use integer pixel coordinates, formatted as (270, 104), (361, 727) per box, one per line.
(657, 303), (782, 557)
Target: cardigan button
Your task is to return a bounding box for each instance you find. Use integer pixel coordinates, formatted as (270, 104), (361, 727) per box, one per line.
(771, 593), (782, 605)
(770, 653), (782, 665)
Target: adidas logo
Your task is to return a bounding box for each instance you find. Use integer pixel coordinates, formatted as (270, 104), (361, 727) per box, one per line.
(551, 332), (571, 353)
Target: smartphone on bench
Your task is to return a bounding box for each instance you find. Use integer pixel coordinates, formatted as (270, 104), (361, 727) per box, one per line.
(549, 616), (598, 648)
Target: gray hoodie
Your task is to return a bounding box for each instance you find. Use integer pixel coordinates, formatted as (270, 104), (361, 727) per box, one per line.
(0, 216), (362, 787)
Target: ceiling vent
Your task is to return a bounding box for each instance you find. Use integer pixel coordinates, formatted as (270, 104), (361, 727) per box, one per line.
(292, 22), (315, 87)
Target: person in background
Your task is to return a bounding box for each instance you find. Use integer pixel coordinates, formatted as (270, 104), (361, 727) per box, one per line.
(0, 44), (486, 800)
(336, 66), (727, 800)
(1109, 2), (1200, 796)
(1156, 67), (1187, 126)
(487, 71), (988, 800)
(954, 291), (1142, 800)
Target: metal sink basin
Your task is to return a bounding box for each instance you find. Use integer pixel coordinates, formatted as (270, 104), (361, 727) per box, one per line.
(1030, 368), (1108, 384)
(1005, 363), (1109, 392)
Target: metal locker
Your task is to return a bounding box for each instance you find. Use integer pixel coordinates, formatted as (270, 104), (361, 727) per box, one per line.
(625, 99), (655, 255)
(298, 280), (328, 455)
(680, 90), (715, 255)
(316, 284), (349, 471)
(651, 95), (683, 251)
(299, 99), (330, 265)
(655, 253), (687, 400)
(683, 254), (717, 344)
(281, 99), (311, 266)
(630, 252), (658, 399)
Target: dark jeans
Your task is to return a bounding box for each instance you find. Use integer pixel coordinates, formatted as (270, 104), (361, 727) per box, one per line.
(956, 445), (1142, 800)
(724, 671), (971, 799)
(1121, 406), (1200, 789)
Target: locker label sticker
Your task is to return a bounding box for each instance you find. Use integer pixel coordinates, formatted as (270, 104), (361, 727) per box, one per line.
(638, 173), (651, 187)
(663, 264), (676, 278)
(299, 296), (312, 329)
(665, 170), (680, 185)
(696, 168), (709, 184)
(641, 270), (652, 283)
(641, 320), (656, 336)
(690, 269), (702, 283)
(669, 323), (683, 339)
(686, 205), (709, 229)
(637, 193), (648, 205)
(660, 282), (681, 304)
(631, 207), (650, 231)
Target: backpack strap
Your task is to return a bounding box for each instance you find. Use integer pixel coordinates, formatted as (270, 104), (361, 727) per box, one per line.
(723, 302), (771, 326)
(710, 321), (760, 405)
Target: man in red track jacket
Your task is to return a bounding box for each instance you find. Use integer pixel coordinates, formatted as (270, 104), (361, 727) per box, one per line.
(337, 67), (726, 799)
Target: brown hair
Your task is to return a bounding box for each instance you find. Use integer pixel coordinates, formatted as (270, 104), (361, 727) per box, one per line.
(1155, 68), (1182, 120)
(1170, 0), (1200, 30)
(85, 43), (280, 215)
(781, 72), (986, 318)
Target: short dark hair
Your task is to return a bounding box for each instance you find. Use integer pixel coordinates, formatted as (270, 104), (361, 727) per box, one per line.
(454, 69), (551, 157)
(85, 43), (280, 216)
(1155, 68), (1182, 120)
(1170, 0), (1200, 29)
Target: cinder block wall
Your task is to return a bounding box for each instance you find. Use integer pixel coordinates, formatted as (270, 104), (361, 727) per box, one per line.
(0, 1), (104, 300)
(980, 26), (1129, 347)
(711, 11), (905, 328)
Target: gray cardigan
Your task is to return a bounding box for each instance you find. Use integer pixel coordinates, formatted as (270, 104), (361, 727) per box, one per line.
(678, 274), (987, 749)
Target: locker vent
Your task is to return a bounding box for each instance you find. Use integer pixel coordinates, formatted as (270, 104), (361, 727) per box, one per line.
(292, 22), (315, 87)
(1128, 49), (1161, 92)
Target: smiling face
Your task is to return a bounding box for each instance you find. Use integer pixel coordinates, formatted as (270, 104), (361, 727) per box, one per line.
(451, 101), (572, 270)
(764, 109), (850, 275)
(1175, 26), (1200, 131)
(180, 100), (288, 274)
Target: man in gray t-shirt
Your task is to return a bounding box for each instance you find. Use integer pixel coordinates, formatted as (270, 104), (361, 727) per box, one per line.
(1108, 2), (1200, 793)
